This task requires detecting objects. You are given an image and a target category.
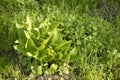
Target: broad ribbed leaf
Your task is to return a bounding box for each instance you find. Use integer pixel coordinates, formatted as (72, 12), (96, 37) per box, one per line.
(38, 38), (49, 50)
(25, 39), (37, 53)
(38, 49), (48, 61)
(51, 28), (61, 43)
(55, 40), (71, 52)
(49, 22), (60, 31)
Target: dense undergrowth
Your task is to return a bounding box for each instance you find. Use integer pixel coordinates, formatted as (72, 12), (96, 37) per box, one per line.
(0, 0), (120, 80)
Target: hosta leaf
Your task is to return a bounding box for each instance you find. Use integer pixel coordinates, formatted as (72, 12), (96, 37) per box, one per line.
(39, 18), (50, 28)
(64, 54), (71, 62)
(38, 66), (42, 75)
(29, 38), (38, 49)
(31, 66), (36, 74)
(25, 39), (37, 53)
(58, 52), (63, 60)
(70, 47), (77, 55)
(50, 63), (58, 71)
(38, 38), (49, 50)
(38, 49), (48, 61)
(43, 56), (53, 62)
(14, 45), (26, 54)
(13, 45), (17, 50)
(31, 60), (39, 75)
(25, 39), (28, 49)
(55, 40), (71, 52)
(47, 48), (54, 57)
(33, 51), (40, 60)
(63, 66), (69, 74)
(47, 35), (53, 45)
(14, 40), (19, 44)
(24, 30), (31, 39)
(32, 28), (40, 39)
(16, 23), (23, 29)
(51, 28), (61, 43)
(26, 52), (33, 57)
(49, 22), (60, 31)
(26, 15), (32, 32)
(17, 29), (27, 44)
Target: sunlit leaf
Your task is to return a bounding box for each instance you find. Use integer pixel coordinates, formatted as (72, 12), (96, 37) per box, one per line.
(50, 63), (58, 70)
(58, 52), (63, 60)
(70, 47), (77, 55)
(49, 22), (60, 31)
(39, 18), (50, 28)
(38, 66), (42, 75)
(26, 15), (32, 32)
(38, 38), (49, 50)
(26, 52), (33, 57)
(16, 23), (24, 29)
(24, 30), (31, 39)
(31, 66), (36, 74)
(55, 40), (71, 52)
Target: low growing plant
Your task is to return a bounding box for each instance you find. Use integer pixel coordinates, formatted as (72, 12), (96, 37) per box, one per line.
(14, 15), (77, 79)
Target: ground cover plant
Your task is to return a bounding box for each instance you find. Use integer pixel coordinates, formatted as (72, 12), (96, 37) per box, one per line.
(0, 0), (120, 80)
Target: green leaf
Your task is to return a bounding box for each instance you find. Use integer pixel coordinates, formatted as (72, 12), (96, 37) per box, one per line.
(58, 52), (63, 60)
(25, 39), (37, 53)
(70, 47), (77, 55)
(49, 22), (60, 31)
(37, 66), (42, 75)
(14, 45), (26, 54)
(26, 15), (32, 32)
(50, 63), (58, 71)
(64, 54), (71, 63)
(55, 40), (71, 52)
(51, 28), (61, 43)
(17, 28), (27, 45)
(16, 23), (24, 29)
(43, 56), (53, 62)
(46, 63), (58, 74)
(24, 30), (31, 39)
(31, 66), (36, 74)
(47, 48), (54, 57)
(26, 52), (33, 57)
(39, 18), (50, 28)
(38, 38), (49, 50)
(32, 28), (40, 39)
(38, 49), (48, 61)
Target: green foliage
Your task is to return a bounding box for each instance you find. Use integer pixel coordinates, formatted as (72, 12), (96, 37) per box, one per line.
(0, 56), (12, 79)
(14, 15), (76, 78)
(0, 0), (120, 79)
(65, 15), (120, 80)
(0, 54), (27, 80)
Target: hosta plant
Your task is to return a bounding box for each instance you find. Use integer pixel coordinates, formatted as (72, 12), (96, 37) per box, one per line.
(14, 15), (77, 78)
